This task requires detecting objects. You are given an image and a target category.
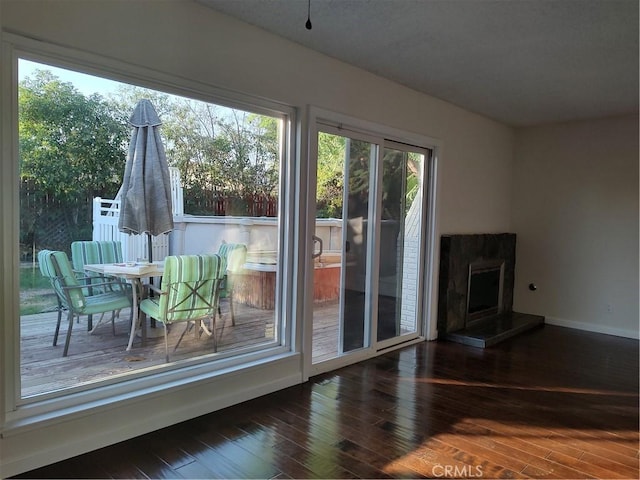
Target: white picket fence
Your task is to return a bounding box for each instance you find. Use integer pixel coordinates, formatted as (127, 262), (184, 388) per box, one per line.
(92, 167), (183, 262)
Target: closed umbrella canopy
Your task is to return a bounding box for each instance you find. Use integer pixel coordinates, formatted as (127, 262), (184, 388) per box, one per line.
(118, 99), (174, 253)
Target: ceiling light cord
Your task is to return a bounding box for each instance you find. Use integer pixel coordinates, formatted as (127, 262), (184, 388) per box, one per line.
(306, 0), (312, 30)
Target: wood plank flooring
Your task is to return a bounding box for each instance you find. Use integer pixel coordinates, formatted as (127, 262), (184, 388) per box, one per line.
(15, 325), (639, 479)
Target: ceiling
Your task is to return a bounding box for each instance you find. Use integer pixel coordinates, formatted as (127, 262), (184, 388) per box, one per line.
(197, 0), (638, 127)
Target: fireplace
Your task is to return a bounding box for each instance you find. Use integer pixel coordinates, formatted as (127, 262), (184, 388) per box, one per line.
(438, 233), (544, 347)
(467, 260), (504, 325)
(437, 233), (516, 335)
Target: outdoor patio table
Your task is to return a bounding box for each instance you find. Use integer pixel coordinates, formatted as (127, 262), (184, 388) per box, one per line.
(84, 262), (164, 351)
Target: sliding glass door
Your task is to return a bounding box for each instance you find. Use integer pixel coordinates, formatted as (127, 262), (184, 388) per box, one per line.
(311, 128), (430, 366)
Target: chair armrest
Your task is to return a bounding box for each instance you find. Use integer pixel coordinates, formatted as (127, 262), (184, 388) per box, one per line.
(74, 274), (95, 285)
(65, 277), (132, 296)
(146, 284), (166, 296)
(78, 278), (128, 289)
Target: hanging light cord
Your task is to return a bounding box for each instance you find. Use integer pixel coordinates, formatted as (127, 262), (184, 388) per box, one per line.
(306, 0), (313, 30)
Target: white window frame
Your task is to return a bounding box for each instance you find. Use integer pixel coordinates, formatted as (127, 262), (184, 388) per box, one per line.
(1, 33), (301, 424)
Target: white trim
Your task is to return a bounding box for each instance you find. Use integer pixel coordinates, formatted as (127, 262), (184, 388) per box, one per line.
(0, 36), (20, 427)
(313, 106), (441, 148)
(309, 336), (426, 377)
(290, 109), (308, 360)
(2, 350), (297, 435)
(300, 106), (316, 382)
(545, 317), (640, 340)
(7, 343), (291, 420)
(4, 32), (293, 120)
(424, 147), (441, 341)
(1, 39), (20, 419)
(277, 107), (299, 353)
(367, 141), (383, 351)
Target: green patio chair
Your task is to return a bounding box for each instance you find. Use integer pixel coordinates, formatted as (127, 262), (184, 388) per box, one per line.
(71, 240), (125, 282)
(38, 249), (133, 357)
(71, 240), (123, 270)
(139, 254), (227, 362)
(71, 240), (127, 330)
(217, 243), (247, 325)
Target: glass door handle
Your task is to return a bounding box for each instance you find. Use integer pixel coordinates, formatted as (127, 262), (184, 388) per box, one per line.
(312, 235), (323, 259)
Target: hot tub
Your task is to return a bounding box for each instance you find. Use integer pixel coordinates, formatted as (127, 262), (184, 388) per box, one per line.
(233, 251), (342, 309)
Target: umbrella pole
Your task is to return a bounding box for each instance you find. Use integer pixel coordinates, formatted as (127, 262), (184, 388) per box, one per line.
(148, 233), (157, 329)
(147, 232), (153, 264)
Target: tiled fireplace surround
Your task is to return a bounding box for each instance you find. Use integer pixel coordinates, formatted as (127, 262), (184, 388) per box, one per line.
(438, 233), (516, 333)
(437, 233), (543, 347)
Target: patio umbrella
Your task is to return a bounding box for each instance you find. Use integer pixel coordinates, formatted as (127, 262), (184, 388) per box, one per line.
(118, 99), (173, 262)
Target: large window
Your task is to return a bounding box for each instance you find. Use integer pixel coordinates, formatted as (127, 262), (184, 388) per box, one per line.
(17, 58), (291, 401)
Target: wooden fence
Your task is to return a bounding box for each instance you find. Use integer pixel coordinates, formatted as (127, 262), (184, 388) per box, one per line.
(187, 193), (277, 217)
(20, 176), (277, 259)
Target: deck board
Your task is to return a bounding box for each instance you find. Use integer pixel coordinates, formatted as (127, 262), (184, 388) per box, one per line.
(20, 299), (340, 398)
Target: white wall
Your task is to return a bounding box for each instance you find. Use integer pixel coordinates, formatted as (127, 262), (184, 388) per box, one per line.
(512, 114), (639, 338)
(1, 0), (515, 476)
(2, 0), (514, 234)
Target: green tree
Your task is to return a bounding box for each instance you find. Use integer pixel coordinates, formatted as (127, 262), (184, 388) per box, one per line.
(20, 70), (128, 200)
(19, 70), (128, 249)
(112, 86), (280, 215)
(316, 132), (345, 218)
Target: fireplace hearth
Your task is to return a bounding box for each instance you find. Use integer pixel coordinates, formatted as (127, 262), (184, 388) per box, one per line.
(438, 233), (543, 347)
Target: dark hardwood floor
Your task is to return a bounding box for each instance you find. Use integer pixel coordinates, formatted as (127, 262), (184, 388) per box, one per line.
(15, 325), (639, 479)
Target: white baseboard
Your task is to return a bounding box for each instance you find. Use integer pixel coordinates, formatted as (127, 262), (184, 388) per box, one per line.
(545, 316), (639, 340)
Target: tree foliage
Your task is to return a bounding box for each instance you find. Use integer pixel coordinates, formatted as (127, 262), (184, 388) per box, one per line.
(315, 134), (423, 220)
(316, 132), (345, 218)
(19, 70), (129, 250)
(19, 67), (283, 253)
(18, 68), (421, 250)
(110, 85), (280, 212)
(19, 70), (128, 201)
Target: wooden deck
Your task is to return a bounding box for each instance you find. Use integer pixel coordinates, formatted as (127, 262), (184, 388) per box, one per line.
(20, 299), (340, 398)
(15, 325), (639, 479)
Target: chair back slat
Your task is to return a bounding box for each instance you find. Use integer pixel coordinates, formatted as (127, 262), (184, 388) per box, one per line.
(39, 250), (86, 309)
(71, 241), (125, 292)
(159, 255), (226, 323)
(39, 249), (68, 309)
(72, 240), (124, 269)
(98, 241), (123, 264)
(217, 243), (247, 272)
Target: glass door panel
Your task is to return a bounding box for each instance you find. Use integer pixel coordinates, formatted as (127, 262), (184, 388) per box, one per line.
(342, 139), (374, 353)
(311, 132), (345, 363)
(376, 147), (425, 342)
(312, 132), (374, 362)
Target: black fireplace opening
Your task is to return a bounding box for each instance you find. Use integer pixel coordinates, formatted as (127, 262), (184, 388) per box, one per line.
(466, 261), (504, 324)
